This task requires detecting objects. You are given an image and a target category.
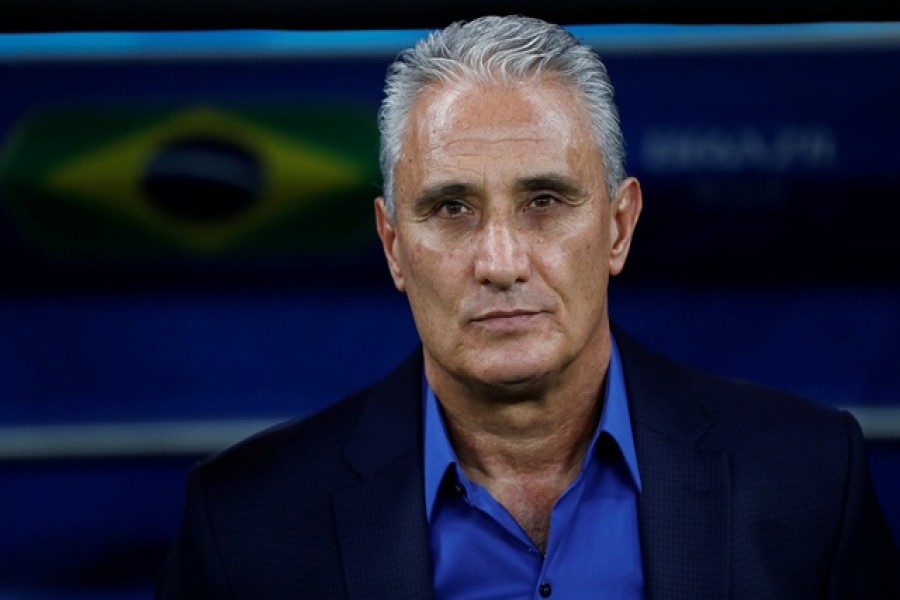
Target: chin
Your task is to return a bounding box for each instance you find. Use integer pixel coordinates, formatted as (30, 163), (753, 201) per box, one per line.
(463, 358), (554, 394)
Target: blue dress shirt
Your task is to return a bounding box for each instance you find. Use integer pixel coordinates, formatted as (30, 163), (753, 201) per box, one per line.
(424, 336), (644, 599)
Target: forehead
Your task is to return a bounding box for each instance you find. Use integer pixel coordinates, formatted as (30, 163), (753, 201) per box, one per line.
(397, 79), (603, 189)
(410, 77), (591, 143)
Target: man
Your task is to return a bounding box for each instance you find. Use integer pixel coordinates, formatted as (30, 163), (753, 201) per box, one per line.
(158, 16), (899, 599)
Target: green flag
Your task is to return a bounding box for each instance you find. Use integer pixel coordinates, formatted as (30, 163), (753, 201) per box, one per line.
(0, 103), (381, 261)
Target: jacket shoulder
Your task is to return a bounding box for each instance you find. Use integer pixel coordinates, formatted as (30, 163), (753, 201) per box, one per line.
(194, 346), (424, 500)
(200, 388), (367, 491)
(614, 327), (851, 448)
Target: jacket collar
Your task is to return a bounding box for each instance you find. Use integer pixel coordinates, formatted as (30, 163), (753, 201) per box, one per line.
(615, 328), (731, 599)
(333, 350), (435, 599)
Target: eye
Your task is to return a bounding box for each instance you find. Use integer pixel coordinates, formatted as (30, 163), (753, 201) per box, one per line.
(435, 199), (472, 218)
(528, 193), (562, 210)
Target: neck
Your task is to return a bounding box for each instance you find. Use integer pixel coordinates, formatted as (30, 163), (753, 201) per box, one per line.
(428, 336), (610, 554)
(444, 390), (601, 484)
(428, 330), (610, 482)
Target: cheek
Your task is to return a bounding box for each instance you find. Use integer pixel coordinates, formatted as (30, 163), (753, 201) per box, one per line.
(406, 237), (442, 273)
(540, 227), (610, 305)
(402, 236), (466, 296)
(548, 217), (607, 267)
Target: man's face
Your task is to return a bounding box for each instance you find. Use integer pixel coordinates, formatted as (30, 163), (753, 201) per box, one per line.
(376, 78), (641, 397)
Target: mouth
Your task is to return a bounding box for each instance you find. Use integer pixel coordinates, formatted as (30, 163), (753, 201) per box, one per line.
(470, 309), (545, 330)
(473, 309), (540, 321)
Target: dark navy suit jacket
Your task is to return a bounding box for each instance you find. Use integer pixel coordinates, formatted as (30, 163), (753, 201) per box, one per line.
(158, 332), (900, 598)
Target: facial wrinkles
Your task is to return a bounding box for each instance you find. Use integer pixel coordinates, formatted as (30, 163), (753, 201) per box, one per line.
(407, 85), (601, 319)
(426, 81), (577, 160)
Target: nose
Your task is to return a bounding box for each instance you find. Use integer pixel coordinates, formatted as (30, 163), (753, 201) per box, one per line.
(473, 216), (531, 289)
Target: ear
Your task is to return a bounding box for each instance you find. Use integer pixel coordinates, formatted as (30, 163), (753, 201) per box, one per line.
(374, 197), (406, 292)
(608, 177), (642, 276)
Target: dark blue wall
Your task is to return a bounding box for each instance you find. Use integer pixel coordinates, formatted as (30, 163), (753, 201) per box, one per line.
(1, 27), (898, 598)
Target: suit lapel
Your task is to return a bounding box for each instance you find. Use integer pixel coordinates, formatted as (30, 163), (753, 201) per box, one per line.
(616, 331), (731, 599)
(333, 451), (434, 599)
(636, 429), (730, 599)
(332, 351), (435, 599)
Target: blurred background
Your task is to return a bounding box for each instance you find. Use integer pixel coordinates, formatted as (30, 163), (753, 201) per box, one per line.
(0, 21), (898, 599)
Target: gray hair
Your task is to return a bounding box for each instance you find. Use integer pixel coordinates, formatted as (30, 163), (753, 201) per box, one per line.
(378, 15), (626, 219)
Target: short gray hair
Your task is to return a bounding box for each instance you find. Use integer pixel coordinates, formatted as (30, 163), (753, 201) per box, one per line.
(378, 15), (626, 218)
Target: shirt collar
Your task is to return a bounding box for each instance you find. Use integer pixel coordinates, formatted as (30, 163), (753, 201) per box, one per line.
(423, 334), (641, 522)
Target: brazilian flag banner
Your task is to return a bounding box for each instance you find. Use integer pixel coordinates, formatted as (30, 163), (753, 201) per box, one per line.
(0, 103), (382, 263)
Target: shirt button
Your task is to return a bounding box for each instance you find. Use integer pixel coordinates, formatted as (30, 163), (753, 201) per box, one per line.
(453, 483), (465, 496)
(539, 582), (552, 597)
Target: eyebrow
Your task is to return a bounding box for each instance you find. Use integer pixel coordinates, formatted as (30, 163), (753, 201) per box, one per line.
(411, 182), (476, 216)
(515, 174), (587, 198)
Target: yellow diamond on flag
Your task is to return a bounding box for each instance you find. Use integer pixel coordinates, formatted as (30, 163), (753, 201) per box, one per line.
(45, 106), (367, 254)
